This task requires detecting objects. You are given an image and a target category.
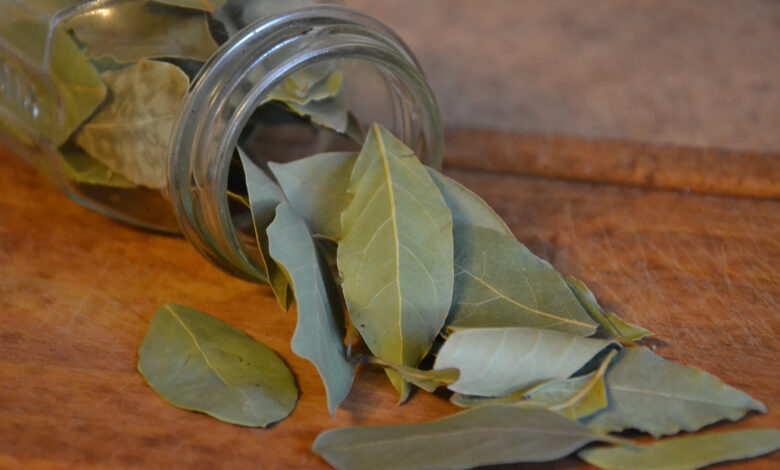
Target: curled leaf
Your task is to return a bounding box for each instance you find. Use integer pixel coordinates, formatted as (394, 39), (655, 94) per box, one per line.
(451, 348), (618, 421)
(238, 148), (292, 309)
(267, 201), (355, 415)
(566, 276), (652, 342)
(434, 327), (616, 397)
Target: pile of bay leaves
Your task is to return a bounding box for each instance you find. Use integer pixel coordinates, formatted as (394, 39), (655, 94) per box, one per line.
(34, 0), (338, 193)
(138, 122), (779, 469)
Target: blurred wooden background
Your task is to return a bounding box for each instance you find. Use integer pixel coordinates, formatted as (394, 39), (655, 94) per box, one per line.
(340, 0), (780, 153)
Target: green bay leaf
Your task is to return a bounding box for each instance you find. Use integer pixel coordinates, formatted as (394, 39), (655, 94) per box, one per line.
(152, 0), (226, 12)
(447, 225), (598, 334)
(583, 347), (767, 437)
(137, 303), (298, 427)
(579, 429), (780, 470)
(267, 201), (355, 415)
(268, 151), (357, 241)
(67, 0), (218, 64)
(238, 148), (292, 310)
(337, 123), (454, 400)
(566, 276), (652, 342)
(427, 169), (513, 236)
(313, 405), (621, 470)
(75, 59), (189, 189)
(426, 168), (597, 334)
(434, 327), (615, 397)
(61, 148), (135, 188)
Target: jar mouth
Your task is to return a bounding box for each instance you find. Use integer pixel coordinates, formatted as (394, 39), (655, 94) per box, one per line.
(169, 5), (443, 282)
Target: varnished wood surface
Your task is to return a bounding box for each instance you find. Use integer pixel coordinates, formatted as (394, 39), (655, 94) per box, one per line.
(0, 137), (778, 469)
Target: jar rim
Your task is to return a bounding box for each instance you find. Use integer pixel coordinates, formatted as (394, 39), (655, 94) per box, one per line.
(169, 5), (443, 282)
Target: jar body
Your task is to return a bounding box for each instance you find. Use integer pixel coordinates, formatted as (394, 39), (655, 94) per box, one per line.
(0, 0), (442, 278)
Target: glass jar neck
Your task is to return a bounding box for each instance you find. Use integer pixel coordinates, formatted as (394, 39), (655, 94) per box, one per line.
(169, 6), (443, 282)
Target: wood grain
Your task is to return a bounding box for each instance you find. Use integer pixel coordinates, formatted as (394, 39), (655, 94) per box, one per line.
(444, 129), (780, 199)
(0, 139), (778, 469)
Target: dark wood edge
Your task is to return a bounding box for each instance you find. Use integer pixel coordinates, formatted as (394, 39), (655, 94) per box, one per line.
(443, 129), (780, 200)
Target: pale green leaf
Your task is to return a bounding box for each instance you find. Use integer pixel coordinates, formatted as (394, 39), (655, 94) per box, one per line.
(433, 327), (615, 397)
(61, 148), (135, 188)
(268, 152), (357, 241)
(337, 123), (454, 400)
(450, 348), (617, 420)
(67, 0), (218, 64)
(427, 169), (513, 236)
(137, 303), (298, 427)
(355, 356), (458, 393)
(267, 201), (355, 415)
(153, 0), (226, 12)
(75, 60), (188, 188)
(579, 429), (780, 470)
(446, 225), (598, 334)
(238, 148), (292, 310)
(583, 347), (767, 437)
(313, 405), (623, 470)
(567, 276), (652, 342)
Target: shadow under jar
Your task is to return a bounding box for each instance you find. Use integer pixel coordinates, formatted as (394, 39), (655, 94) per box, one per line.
(0, 0), (442, 282)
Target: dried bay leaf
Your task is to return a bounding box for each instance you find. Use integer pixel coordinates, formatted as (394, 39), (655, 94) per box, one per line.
(267, 201), (355, 415)
(425, 169), (597, 334)
(445, 224), (598, 334)
(337, 123), (454, 400)
(238, 148), (292, 310)
(153, 0), (226, 12)
(583, 347), (767, 437)
(566, 276), (652, 342)
(0, 21), (106, 145)
(268, 151), (356, 240)
(451, 348), (618, 420)
(61, 148), (135, 188)
(138, 303), (298, 427)
(354, 356), (459, 393)
(434, 327), (616, 397)
(68, 0), (217, 64)
(427, 169), (513, 236)
(579, 429), (780, 470)
(75, 60), (189, 189)
(313, 405), (623, 470)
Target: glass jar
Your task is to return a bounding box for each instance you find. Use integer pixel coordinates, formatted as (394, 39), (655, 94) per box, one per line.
(0, 0), (442, 282)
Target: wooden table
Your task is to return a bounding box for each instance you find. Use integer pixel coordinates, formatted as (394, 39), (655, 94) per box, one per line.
(1, 132), (778, 469)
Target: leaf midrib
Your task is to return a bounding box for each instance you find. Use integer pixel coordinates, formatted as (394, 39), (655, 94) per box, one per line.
(375, 125), (405, 362)
(165, 305), (240, 393)
(456, 263), (594, 329)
